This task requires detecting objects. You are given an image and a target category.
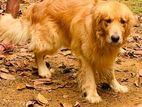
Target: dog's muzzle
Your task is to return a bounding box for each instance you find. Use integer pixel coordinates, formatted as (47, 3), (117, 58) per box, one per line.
(111, 35), (120, 43)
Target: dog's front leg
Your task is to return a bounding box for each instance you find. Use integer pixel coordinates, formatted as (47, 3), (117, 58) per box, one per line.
(102, 68), (128, 93)
(35, 52), (51, 78)
(78, 58), (102, 103)
(110, 77), (128, 93)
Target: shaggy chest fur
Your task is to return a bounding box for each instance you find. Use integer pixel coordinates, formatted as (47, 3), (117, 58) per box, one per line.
(83, 42), (120, 70)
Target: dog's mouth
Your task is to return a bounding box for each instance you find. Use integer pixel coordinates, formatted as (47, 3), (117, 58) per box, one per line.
(110, 41), (122, 46)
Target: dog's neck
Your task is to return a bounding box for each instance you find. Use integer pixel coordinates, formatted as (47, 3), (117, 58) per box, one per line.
(93, 30), (121, 55)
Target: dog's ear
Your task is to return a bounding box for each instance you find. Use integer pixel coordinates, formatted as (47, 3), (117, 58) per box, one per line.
(124, 13), (135, 41)
(92, 10), (103, 31)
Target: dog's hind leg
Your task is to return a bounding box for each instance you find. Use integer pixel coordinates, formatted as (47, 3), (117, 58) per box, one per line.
(35, 52), (51, 78)
(31, 19), (62, 78)
(79, 58), (102, 103)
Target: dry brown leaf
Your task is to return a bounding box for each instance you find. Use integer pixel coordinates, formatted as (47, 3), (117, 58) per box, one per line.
(0, 72), (15, 80)
(134, 80), (140, 87)
(32, 78), (53, 86)
(8, 67), (16, 72)
(119, 48), (126, 54)
(0, 67), (9, 73)
(17, 83), (52, 91)
(60, 102), (72, 107)
(26, 83), (35, 89)
(50, 68), (55, 73)
(73, 101), (81, 107)
(26, 100), (35, 107)
(63, 95), (69, 99)
(131, 72), (137, 77)
(19, 72), (32, 77)
(17, 83), (35, 90)
(26, 100), (38, 107)
(62, 50), (71, 56)
(134, 69), (142, 87)
(36, 93), (49, 105)
(134, 51), (142, 55)
(34, 86), (52, 92)
(16, 83), (26, 90)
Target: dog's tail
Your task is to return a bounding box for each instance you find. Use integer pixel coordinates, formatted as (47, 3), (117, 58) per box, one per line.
(0, 14), (30, 44)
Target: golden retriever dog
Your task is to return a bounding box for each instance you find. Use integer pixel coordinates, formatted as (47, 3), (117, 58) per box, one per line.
(0, 0), (134, 103)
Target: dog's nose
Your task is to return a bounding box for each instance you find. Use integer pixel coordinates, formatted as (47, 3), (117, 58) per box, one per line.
(111, 35), (120, 43)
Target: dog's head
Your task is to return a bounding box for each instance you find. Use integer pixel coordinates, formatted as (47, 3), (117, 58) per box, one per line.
(93, 1), (134, 45)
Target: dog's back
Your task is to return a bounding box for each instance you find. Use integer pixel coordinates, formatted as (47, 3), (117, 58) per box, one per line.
(24, 0), (94, 28)
(21, 0), (94, 51)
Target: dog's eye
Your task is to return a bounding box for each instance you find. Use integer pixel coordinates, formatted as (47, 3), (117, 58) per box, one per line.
(120, 19), (126, 24)
(105, 19), (112, 24)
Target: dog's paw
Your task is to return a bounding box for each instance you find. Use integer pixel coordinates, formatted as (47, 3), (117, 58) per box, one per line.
(112, 85), (128, 93)
(39, 70), (52, 78)
(86, 94), (102, 103)
(110, 79), (128, 93)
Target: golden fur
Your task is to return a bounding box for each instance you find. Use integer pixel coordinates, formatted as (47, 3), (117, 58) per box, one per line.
(0, 0), (134, 103)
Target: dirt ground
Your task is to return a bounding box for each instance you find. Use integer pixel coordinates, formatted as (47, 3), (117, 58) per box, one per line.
(0, 1), (142, 107)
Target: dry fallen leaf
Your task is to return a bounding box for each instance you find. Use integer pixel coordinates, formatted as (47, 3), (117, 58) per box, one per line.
(134, 70), (142, 87)
(60, 102), (72, 107)
(36, 93), (49, 105)
(63, 95), (69, 99)
(0, 72), (15, 80)
(119, 48), (126, 54)
(17, 83), (35, 90)
(61, 49), (72, 56)
(25, 83), (35, 89)
(73, 101), (81, 107)
(16, 83), (27, 90)
(50, 68), (55, 73)
(34, 86), (52, 92)
(26, 100), (37, 107)
(19, 72), (32, 77)
(131, 72), (137, 77)
(32, 78), (53, 86)
(134, 80), (140, 87)
(0, 67), (9, 73)
(134, 51), (142, 55)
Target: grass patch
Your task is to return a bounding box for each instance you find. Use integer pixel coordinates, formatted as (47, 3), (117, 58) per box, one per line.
(120, 0), (142, 14)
